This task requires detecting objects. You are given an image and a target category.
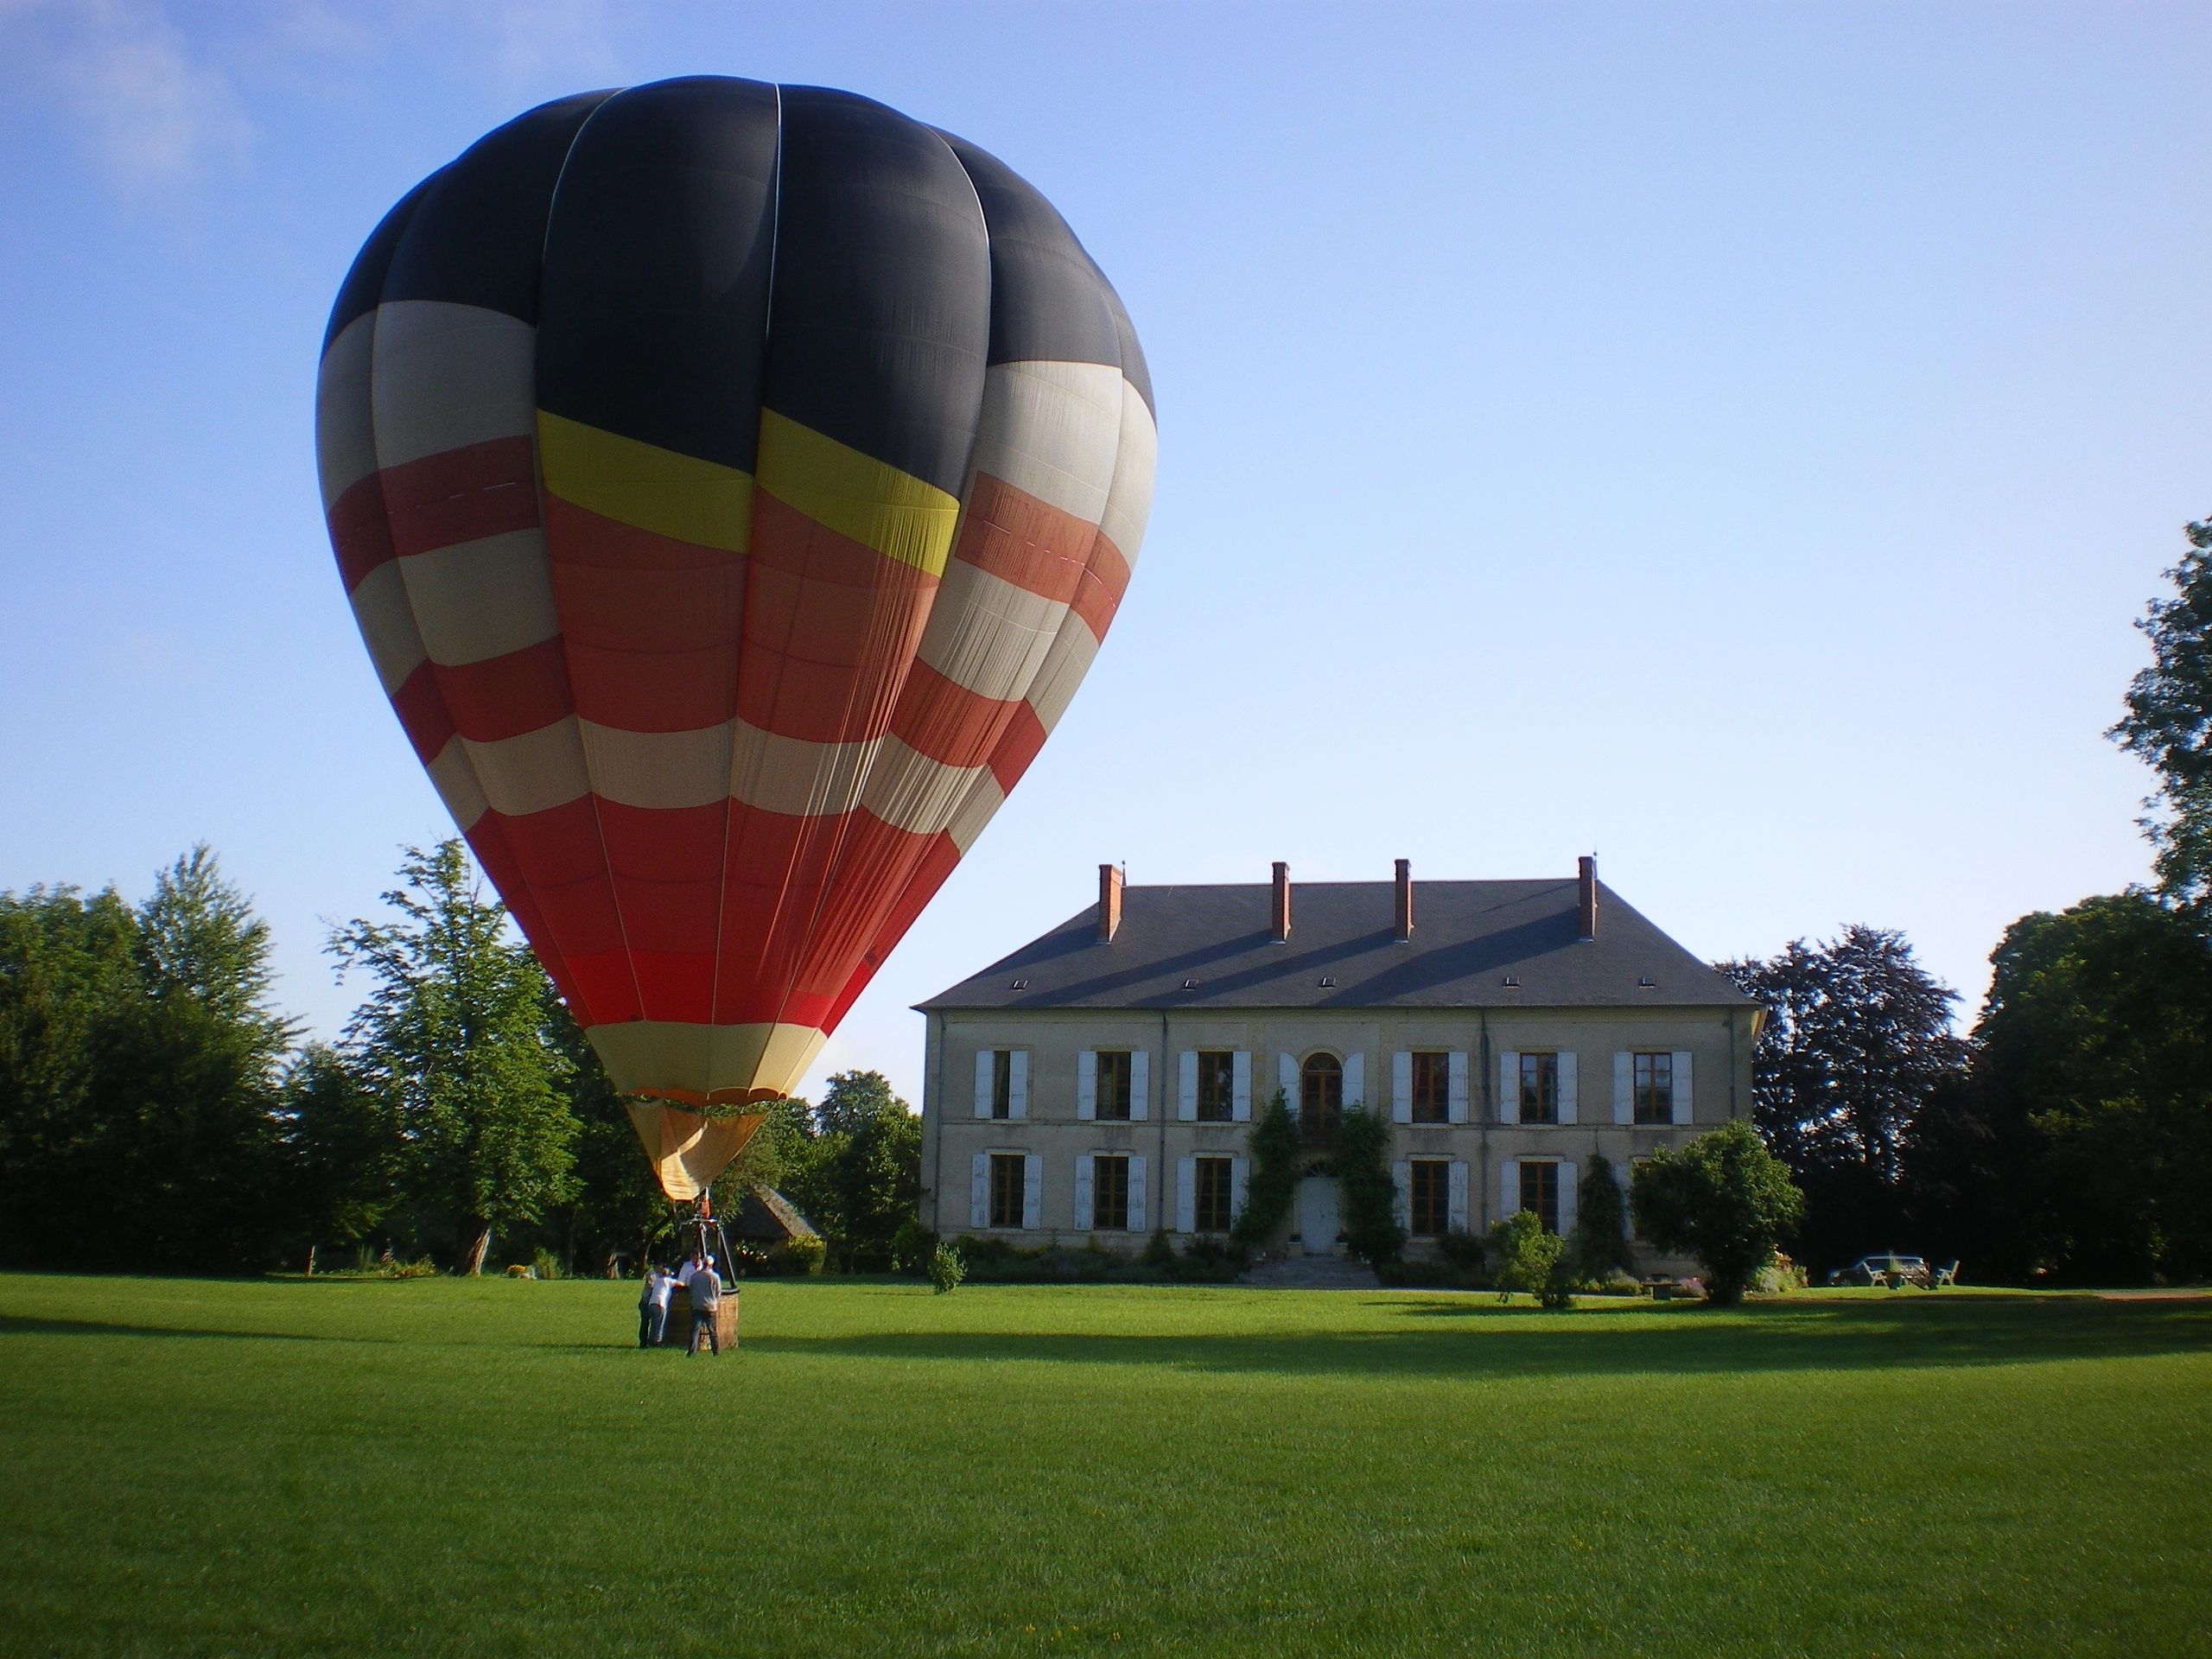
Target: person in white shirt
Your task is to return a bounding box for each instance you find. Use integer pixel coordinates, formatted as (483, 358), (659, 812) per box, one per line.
(637, 1263), (673, 1348)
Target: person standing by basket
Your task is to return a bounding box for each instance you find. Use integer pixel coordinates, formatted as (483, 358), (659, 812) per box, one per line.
(686, 1256), (722, 1357)
(638, 1262), (672, 1348)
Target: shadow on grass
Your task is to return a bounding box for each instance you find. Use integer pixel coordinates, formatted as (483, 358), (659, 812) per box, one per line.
(0, 1314), (380, 1344)
(744, 1297), (2212, 1381)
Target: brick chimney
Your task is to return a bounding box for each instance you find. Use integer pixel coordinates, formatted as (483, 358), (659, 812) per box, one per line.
(1098, 862), (1123, 943)
(1271, 861), (1291, 944)
(1577, 855), (1598, 942)
(1394, 858), (1414, 942)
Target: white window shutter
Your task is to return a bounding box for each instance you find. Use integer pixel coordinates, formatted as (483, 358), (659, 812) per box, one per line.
(1279, 1052), (1298, 1117)
(969, 1152), (988, 1228)
(1177, 1051), (1198, 1121)
(1232, 1050), (1252, 1121)
(1130, 1050), (1149, 1121)
(1074, 1154), (1095, 1230)
(1021, 1153), (1042, 1230)
(1391, 1052), (1413, 1124)
(1448, 1051), (1469, 1124)
(1230, 1156), (1249, 1223)
(1392, 1161), (1409, 1228)
(974, 1051), (994, 1118)
(1128, 1155), (1147, 1232)
(1344, 1050), (1364, 1108)
(1176, 1156), (1196, 1233)
(1614, 1052), (1632, 1125)
(1558, 1160), (1579, 1240)
(1448, 1160), (1470, 1232)
(1498, 1052), (1521, 1124)
(1500, 1158), (1520, 1223)
(1008, 1050), (1029, 1120)
(1076, 1051), (1096, 1122)
(1672, 1051), (1694, 1124)
(1558, 1050), (1578, 1125)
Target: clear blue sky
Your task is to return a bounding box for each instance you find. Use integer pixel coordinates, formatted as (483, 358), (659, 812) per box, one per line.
(2, 2), (2203, 1106)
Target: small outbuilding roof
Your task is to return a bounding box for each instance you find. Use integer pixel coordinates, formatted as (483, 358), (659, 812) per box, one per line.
(918, 874), (1754, 1013)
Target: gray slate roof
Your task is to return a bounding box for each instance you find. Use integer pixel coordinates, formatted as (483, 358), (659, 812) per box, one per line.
(919, 879), (1756, 1013)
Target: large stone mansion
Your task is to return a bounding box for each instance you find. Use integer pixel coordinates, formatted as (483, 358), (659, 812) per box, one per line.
(915, 858), (1759, 1263)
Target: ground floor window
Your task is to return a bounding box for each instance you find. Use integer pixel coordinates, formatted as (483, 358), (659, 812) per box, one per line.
(1093, 1154), (1130, 1230)
(1407, 1159), (1450, 1236)
(989, 1153), (1027, 1229)
(1520, 1160), (1560, 1236)
(1193, 1155), (1234, 1232)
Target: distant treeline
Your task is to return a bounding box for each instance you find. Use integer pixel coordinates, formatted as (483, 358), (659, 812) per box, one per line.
(1717, 907), (2210, 1284)
(0, 842), (917, 1278)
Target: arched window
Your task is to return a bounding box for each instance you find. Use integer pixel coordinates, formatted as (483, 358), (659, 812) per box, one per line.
(1300, 1052), (1343, 1141)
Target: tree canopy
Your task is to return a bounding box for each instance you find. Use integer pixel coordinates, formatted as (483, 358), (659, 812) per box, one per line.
(2112, 518), (2212, 916)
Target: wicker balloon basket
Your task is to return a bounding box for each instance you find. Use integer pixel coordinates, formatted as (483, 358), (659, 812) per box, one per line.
(665, 1285), (739, 1351)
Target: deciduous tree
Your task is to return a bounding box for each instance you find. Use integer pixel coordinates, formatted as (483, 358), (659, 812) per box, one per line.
(1630, 1121), (1804, 1305)
(2111, 518), (2212, 917)
(330, 842), (576, 1274)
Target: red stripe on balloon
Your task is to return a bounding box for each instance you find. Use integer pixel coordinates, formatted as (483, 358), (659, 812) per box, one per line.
(736, 491), (938, 745)
(543, 493), (747, 733)
(328, 474), (396, 591)
(384, 436), (541, 559)
(950, 472), (1097, 605)
(434, 638), (572, 743)
(1069, 531), (1131, 644)
(390, 660), (455, 764)
(887, 660), (1024, 771)
(986, 702), (1049, 794)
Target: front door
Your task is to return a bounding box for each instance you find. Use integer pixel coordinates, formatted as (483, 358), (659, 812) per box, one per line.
(1298, 1177), (1340, 1255)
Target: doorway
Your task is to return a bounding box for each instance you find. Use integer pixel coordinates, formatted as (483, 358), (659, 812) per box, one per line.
(1298, 1176), (1340, 1255)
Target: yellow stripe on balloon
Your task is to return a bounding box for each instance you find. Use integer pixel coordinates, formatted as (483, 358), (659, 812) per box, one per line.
(536, 410), (756, 552)
(755, 409), (959, 577)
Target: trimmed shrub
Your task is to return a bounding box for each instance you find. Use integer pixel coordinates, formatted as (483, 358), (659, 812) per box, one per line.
(927, 1241), (965, 1294)
(1230, 1090), (1300, 1249)
(1486, 1210), (1564, 1304)
(1630, 1121), (1806, 1306)
(889, 1218), (937, 1274)
(1336, 1106), (1406, 1268)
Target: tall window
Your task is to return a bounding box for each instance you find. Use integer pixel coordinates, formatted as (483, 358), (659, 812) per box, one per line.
(1196, 1051), (1236, 1122)
(1408, 1159), (1449, 1236)
(1519, 1160), (1560, 1235)
(1632, 1052), (1673, 1125)
(1518, 1052), (1560, 1125)
(990, 1050), (1013, 1120)
(1300, 1053), (1343, 1138)
(1193, 1155), (1234, 1232)
(1096, 1051), (1133, 1122)
(989, 1153), (1027, 1228)
(1410, 1052), (1450, 1124)
(1093, 1154), (1130, 1230)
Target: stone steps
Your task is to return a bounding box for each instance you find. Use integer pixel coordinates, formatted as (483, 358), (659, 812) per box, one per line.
(1241, 1254), (1381, 1291)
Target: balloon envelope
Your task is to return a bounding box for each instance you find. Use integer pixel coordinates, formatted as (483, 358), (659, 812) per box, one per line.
(316, 78), (1154, 1187)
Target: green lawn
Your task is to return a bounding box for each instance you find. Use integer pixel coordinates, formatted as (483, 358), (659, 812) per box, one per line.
(1, 1275), (2207, 1658)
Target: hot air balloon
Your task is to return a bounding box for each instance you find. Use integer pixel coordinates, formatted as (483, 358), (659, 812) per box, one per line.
(315, 78), (1155, 1204)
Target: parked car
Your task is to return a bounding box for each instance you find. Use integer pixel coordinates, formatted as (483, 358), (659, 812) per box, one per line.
(1828, 1254), (1929, 1287)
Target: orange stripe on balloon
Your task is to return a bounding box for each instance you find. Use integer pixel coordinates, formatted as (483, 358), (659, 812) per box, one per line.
(1068, 531), (1132, 644)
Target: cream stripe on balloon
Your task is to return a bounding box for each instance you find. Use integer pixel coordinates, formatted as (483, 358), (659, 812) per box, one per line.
(315, 314), (381, 507)
(425, 736), (491, 830)
(914, 560), (1071, 704)
(397, 529), (561, 666)
(347, 556), (427, 695)
(945, 768), (1007, 855)
(1027, 621), (1103, 735)
(443, 715), (997, 837)
(966, 360), (1124, 524)
(1098, 378), (1159, 582)
(586, 1019), (829, 1106)
(369, 302), (540, 472)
